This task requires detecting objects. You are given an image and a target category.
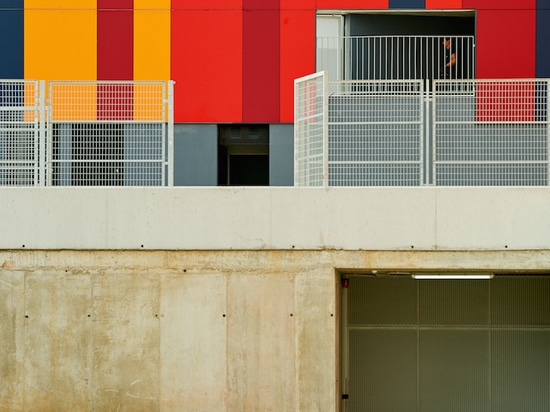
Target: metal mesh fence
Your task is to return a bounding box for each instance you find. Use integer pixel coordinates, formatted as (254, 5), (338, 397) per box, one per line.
(327, 80), (424, 186)
(48, 81), (172, 186)
(0, 80), (43, 186)
(295, 72), (327, 186)
(433, 80), (550, 186)
(317, 36), (475, 81)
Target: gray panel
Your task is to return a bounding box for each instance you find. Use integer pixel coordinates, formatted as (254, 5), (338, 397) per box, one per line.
(419, 280), (490, 325)
(349, 329), (417, 412)
(419, 330), (489, 412)
(492, 330), (550, 412)
(269, 124), (294, 186)
(492, 276), (550, 326)
(349, 277), (416, 325)
(174, 123), (217, 186)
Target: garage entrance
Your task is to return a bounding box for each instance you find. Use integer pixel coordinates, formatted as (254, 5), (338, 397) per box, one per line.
(341, 275), (550, 411)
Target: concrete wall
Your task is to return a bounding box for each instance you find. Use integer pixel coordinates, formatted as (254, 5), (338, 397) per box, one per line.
(2, 249), (550, 411)
(0, 250), (337, 411)
(1, 187), (550, 250)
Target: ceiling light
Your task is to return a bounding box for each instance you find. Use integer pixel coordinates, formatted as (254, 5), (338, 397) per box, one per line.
(412, 272), (494, 280)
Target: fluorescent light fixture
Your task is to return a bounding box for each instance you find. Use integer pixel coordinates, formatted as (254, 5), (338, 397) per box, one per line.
(412, 272), (494, 280)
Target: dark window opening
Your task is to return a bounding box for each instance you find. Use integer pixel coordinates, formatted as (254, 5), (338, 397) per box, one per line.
(218, 125), (269, 186)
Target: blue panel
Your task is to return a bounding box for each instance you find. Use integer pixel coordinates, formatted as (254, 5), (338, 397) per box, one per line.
(536, 10), (550, 77)
(389, 0), (425, 8)
(538, 0), (550, 10)
(0, 0), (24, 79)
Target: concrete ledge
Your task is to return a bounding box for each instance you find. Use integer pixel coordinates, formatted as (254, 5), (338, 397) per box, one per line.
(1, 187), (549, 250)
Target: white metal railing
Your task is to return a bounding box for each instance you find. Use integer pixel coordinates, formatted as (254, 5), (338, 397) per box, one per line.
(317, 36), (475, 81)
(0, 80), (45, 186)
(295, 73), (550, 187)
(433, 79), (550, 186)
(0, 80), (174, 186)
(295, 72), (328, 186)
(327, 79), (424, 186)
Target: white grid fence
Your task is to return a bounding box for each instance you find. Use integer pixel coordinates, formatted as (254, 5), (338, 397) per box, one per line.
(0, 80), (44, 186)
(295, 73), (550, 186)
(433, 79), (550, 186)
(295, 72), (328, 186)
(0, 80), (173, 187)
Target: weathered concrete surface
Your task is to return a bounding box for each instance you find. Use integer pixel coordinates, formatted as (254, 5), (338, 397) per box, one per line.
(2, 187), (550, 250)
(1, 249), (550, 411)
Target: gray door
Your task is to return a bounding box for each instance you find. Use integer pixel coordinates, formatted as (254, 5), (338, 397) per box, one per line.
(343, 275), (550, 411)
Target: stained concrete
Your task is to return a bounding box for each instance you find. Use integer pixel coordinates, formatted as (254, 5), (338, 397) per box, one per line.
(1, 249), (550, 411)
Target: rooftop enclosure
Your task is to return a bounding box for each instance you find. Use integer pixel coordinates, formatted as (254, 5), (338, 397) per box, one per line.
(0, 80), (174, 187)
(295, 72), (550, 187)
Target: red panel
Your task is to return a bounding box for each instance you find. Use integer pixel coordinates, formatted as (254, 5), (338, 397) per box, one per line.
(476, 82), (536, 122)
(242, 8), (280, 122)
(316, 0), (388, 9)
(97, 0), (133, 80)
(280, 10), (316, 122)
(280, 0), (315, 9)
(171, 10), (243, 122)
(171, 0), (242, 9)
(475, 10), (536, 78)
(426, 0), (462, 9)
(463, 0), (535, 9)
(98, 0), (133, 120)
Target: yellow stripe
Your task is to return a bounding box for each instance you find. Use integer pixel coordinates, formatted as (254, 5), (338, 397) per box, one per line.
(134, 0), (171, 120)
(25, 1), (97, 120)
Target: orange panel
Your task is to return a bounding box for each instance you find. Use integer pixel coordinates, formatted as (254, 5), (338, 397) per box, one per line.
(426, 0), (462, 9)
(171, 10), (243, 122)
(134, 0), (170, 81)
(316, 0), (388, 9)
(280, 10), (316, 122)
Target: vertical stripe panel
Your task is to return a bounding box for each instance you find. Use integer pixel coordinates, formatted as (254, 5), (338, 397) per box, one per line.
(97, 0), (134, 120)
(134, 0), (170, 81)
(242, 1), (280, 122)
(0, 0), (23, 79)
(97, 0), (134, 80)
(475, 10), (536, 78)
(280, 8), (316, 122)
(24, 1), (97, 81)
(389, 0), (425, 8)
(316, 0), (388, 8)
(426, 0), (462, 8)
(171, 4), (243, 122)
(536, 9), (550, 77)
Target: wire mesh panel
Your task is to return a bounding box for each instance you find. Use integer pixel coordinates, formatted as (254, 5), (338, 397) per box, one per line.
(48, 81), (172, 186)
(433, 79), (550, 186)
(328, 80), (424, 186)
(0, 80), (42, 186)
(295, 72), (328, 186)
(317, 36), (475, 81)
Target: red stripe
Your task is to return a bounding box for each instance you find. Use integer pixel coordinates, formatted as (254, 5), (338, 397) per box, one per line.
(242, 0), (280, 122)
(97, 0), (134, 120)
(97, 0), (134, 80)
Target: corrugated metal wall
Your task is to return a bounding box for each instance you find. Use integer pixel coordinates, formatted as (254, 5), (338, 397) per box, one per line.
(346, 275), (550, 411)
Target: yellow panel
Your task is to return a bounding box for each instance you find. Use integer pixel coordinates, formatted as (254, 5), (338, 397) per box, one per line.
(134, 0), (170, 121)
(25, 1), (97, 120)
(134, 0), (170, 81)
